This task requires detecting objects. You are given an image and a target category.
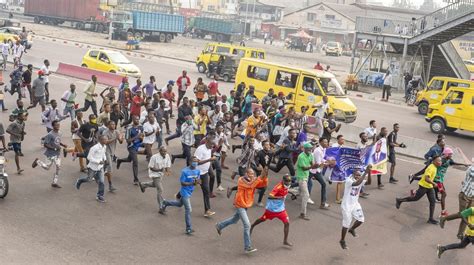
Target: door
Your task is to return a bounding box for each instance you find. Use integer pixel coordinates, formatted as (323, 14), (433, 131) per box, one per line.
(296, 75), (322, 114)
(201, 44), (216, 66)
(96, 52), (112, 72)
(84, 50), (100, 69)
(440, 90), (464, 129)
(460, 93), (474, 131)
(425, 78), (444, 105)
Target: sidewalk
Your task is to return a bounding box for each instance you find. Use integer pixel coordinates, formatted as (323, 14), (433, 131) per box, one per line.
(347, 84), (409, 106)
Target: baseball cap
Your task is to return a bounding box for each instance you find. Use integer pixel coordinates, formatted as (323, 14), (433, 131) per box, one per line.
(303, 142), (313, 149)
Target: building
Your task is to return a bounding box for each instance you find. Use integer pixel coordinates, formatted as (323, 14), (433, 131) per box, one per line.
(239, 0), (285, 36)
(197, 0), (239, 14)
(280, 2), (428, 43)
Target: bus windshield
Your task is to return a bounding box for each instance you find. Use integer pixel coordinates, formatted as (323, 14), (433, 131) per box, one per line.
(318, 77), (344, 96)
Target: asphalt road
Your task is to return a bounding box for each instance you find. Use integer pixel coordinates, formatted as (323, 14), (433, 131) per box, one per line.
(0, 39), (472, 264)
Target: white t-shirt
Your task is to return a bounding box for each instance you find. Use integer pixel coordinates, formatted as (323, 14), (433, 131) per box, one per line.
(364, 127), (377, 139)
(13, 44), (24, 58)
(383, 74), (392, 86)
(314, 101), (329, 119)
(310, 146), (326, 174)
(142, 121), (160, 144)
(148, 153), (171, 178)
(1, 43), (9, 56)
(194, 144), (212, 175)
(40, 65), (50, 83)
(342, 176), (366, 210)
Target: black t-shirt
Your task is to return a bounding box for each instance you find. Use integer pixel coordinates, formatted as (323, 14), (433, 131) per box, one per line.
(322, 119), (336, 140)
(22, 70), (32, 84)
(110, 111), (124, 126)
(256, 149), (273, 168)
(387, 131), (397, 153)
(78, 123), (99, 144)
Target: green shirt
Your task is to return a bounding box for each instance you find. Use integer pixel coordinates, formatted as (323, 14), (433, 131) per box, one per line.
(296, 152), (313, 181)
(435, 158), (454, 183)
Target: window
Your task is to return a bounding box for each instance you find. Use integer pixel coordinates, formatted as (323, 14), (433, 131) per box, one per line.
(247, 65), (269, 81)
(318, 77), (344, 96)
(275, 70), (298, 89)
(257, 52), (265, 59)
(208, 5), (215, 11)
(428, 80), (444, 91)
(205, 45), (215, 53)
(447, 81), (470, 91)
(302, 77), (322, 95)
(307, 13), (316, 21)
(89, 50), (99, 58)
(325, 14), (335, 20)
(444, 91), (464, 104)
(472, 96), (474, 105)
(98, 53), (109, 63)
(216, 46), (231, 54)
(232, 48), (245, 57)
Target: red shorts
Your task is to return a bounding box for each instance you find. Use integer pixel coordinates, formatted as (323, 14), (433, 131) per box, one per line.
(436, 182), (445, 193)
(260, 210), (289, 224)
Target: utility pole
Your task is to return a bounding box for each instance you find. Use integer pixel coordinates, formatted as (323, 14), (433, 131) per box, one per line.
(251, 0), (256, 38)
(108, 6), (114, 44)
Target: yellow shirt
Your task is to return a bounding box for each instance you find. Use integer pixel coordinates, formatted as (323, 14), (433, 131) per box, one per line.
(460, 207), (474, 236)
(418, 164), (437, 189)
(193, 115), (208, 135)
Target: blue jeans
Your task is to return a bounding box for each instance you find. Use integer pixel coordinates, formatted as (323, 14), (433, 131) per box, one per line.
(77, 168), (105, 198)
(63, 106), (76, 120)
(217, 208), (251, 250)
(310, 172), (327, 204)
(163, 196), (192, 230)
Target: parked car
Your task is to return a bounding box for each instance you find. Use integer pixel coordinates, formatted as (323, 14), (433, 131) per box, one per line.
(325, 41), (342, 56)
(0, 27), (33, 49)
(81, 49), (141, 78)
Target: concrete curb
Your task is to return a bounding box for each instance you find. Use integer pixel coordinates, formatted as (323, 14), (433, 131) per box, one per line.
(30, 34), (196, 64)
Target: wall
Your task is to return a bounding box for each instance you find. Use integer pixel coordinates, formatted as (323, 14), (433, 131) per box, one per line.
(283, 5), (355, 31)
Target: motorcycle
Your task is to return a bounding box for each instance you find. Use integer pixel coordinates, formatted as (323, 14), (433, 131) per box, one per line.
(0, 151), (9, 198)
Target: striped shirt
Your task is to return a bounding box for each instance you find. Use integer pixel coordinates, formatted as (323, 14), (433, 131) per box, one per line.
(461, 166), (474, 197)
(181, 122), (195, 147)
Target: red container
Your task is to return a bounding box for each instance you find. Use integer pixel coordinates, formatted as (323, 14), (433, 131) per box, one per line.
(24, 0), (101, 21)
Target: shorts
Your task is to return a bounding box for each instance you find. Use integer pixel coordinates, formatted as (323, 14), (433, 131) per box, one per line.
(342, 205), (364, 228)
(35, 96), (46, 106)
(12, 142), (21, 154)
(104, 153), (113, 173)
(388, 152), (396, 164)
(436, 182), (445, 193)
(260, 210), (289, 224)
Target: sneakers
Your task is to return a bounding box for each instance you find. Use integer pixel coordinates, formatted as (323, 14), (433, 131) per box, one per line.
(72, 152), (77, 162)
(138, 182), (145, 193)
(395, 198), (401, 209)
(319, 203), (330, 209)
(439, 216), (446, 229)
(32, 158), (39, 168)
(348, 229), (358, 238)
(158, 205), (166, 215)
(389, 178), (398, 184)
(299, 213), (310, 220)
(378, 184), (385, 189)
(96, 196), (106, 203)
(204, 210), (215, 217)
(288, 187), (299, 194)
(51, 183), (62, 188)
(133, 180), (139, 186)
(244, 247), (257, 254)
(307, 198), (315, 205)
(63, 148), (67, 158)
(217, 185), (224, 191)
(185, 229), (195, 235)
(335, 199), (342, 204)
(436, 244), (444, 259)
(440, 210), (448, 217)
(109, 185), (117, 192)
(74, 179), (81, 190)
(339, 240), (347, 250)
(215, 223), (222, 236)
(360, 192), (370, 198)
(427, 219), (439, 225)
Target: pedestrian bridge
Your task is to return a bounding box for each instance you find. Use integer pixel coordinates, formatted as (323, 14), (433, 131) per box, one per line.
(353, 0), (474, 81)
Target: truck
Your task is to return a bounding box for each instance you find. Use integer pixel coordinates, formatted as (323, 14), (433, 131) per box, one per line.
(24, 0), (123, 33)
(190, 16), (243, 42)
(113, 11), (184, 42)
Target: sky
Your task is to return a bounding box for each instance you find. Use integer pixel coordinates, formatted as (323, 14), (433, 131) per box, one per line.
(389, 0), (445, 8)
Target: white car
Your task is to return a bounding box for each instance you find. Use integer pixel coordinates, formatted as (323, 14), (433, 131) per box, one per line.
(325, 41), (342, 56)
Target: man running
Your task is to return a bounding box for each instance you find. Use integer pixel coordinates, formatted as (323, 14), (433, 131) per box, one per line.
(6, 112), (26, 174)
(159, 157), (201, 235)
(102, 120), (123, 192)
(437, 206), (474, 258)
(215, 168), (268, 254)
(32, 120), (67, 188)
(396, 156), (442, 224)
(139, 146), (171, 211)
(250, 174), (296, 247)
(75, 135), (108, 203)
(340, 165), (372, 250)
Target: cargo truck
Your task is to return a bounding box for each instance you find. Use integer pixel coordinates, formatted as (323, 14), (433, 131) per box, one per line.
(190, 16), (243, 42)
(113, 11), (185, 42)
(23, 0), (130, 33)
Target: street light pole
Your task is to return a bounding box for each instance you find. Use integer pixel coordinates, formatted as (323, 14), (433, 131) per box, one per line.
(108, 6), (114, 44)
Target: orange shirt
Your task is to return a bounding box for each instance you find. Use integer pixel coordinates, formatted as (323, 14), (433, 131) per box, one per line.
(234, 176), (264, 208)
(246, 116), (262, 137)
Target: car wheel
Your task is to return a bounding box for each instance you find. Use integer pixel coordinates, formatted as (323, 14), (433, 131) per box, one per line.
(34, 16), (40, 24)
(222, 74), (230, 82)
(417, 102), (429, 115)
(430, 118), (445, 134)
(197, 63), (206, 73)
(81, 64), (88, 68)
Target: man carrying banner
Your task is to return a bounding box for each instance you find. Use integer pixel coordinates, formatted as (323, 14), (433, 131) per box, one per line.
(340, 165), (372, 250)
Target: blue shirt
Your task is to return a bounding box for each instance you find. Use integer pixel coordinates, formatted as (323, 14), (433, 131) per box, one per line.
(179, 167), (201, 198)
(242, 94), (253, 115)
(126, 126), (143, 150)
